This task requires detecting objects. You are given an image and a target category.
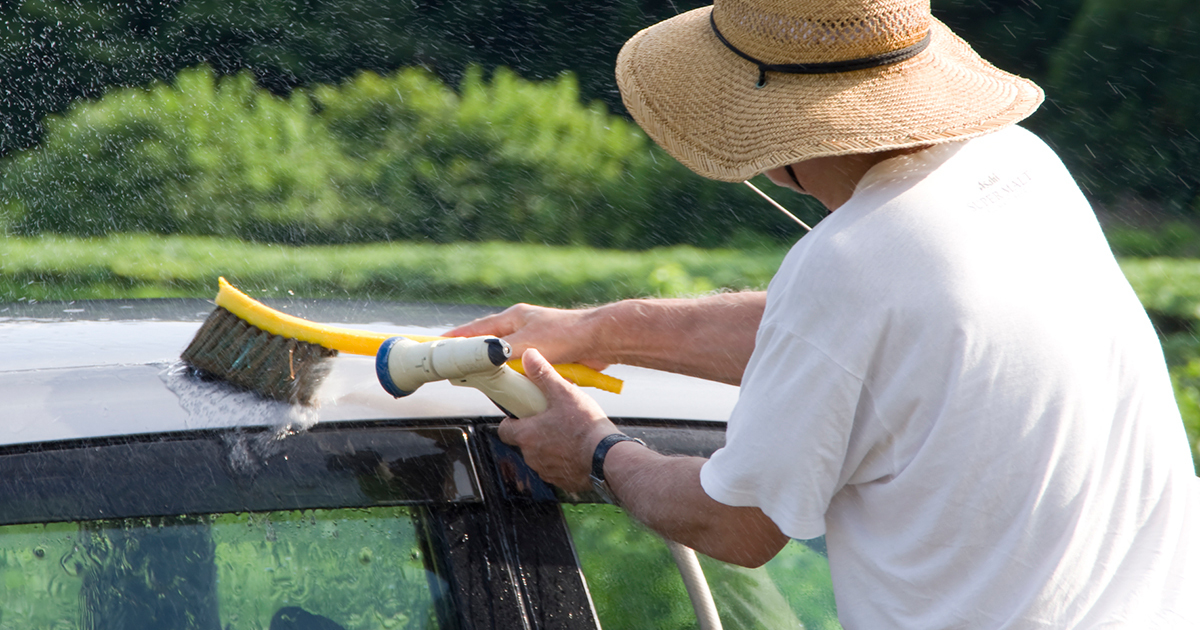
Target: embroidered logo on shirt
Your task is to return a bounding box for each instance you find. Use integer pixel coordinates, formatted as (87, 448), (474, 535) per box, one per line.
(968, 171), (1033, 211)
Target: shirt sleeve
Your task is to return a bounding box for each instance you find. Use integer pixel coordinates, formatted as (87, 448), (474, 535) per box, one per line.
(700, 324), (868, 541)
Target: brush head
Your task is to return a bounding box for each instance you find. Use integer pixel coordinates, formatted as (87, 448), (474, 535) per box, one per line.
(181, 307), (338, 406)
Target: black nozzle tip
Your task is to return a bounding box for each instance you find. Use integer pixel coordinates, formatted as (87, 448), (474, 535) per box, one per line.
(485, 338), (511, 366)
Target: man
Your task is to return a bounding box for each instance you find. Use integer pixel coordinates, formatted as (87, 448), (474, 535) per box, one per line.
(449, 0), (1200, 626)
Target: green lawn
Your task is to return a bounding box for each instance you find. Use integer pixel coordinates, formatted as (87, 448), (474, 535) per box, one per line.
(0, 234), (784, 307)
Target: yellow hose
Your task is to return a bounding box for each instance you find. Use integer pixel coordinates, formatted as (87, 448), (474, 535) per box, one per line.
(214, 278), (623, 394)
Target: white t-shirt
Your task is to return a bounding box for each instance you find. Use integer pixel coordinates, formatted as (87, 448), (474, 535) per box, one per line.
(700, 126), (1200, 629)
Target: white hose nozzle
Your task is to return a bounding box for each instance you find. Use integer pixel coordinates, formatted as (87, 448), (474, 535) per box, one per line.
(376, 336), (548, 418)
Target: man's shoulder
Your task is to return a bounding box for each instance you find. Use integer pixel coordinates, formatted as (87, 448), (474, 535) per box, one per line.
(768, 123), (1103, 314)
(862, 125), (1063, 194)
(843, 125), (1083, 227)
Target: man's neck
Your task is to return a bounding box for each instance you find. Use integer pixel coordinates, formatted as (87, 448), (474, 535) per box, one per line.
(795, 147), (923, 211)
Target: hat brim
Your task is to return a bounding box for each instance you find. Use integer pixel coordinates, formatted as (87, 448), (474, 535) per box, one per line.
(616, 7), (1045, 182)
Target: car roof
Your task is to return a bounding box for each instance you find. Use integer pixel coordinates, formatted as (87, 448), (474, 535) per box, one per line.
(0, 298), (737, 447)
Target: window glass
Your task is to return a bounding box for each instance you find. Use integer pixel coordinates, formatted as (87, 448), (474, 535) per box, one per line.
(563, 503), (840, 630)
(0, 507), (443, 630)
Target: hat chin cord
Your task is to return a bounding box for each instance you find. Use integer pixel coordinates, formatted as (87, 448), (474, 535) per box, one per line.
(743, 180), (813, 232)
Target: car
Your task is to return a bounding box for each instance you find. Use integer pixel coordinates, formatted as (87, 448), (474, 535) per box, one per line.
(0, 297), (840, 630)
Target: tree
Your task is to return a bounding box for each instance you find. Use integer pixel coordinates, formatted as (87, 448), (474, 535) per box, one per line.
(0, 0), (708, 155)
(1038, 0), (1200, 211)
(932, 0), (1084, 85)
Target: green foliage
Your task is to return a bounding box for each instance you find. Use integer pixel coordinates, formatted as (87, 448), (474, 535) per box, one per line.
(0, 0), (713, 154)
(1168, 361), (1200, 475)
(1, 65), (808, 248)
(2, 0), (1199, 228)
(311, 66), (671, 246)
(4, 68), (365, 242)
(0, 234), (786, 307)
(1104, 222), (1200, 258)
(1039, 0), (1200, 210)
(931, 0), (1200, 218)
(1118, 258), (1200, 328)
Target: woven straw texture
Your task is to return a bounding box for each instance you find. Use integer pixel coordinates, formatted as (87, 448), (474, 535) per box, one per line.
(616, 0), (1044, 182)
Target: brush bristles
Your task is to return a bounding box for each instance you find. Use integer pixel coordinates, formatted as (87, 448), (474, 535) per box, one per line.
(182, 307), (338, 405)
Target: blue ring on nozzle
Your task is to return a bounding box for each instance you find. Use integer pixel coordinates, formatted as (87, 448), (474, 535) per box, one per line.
(376, 337), (414, 398)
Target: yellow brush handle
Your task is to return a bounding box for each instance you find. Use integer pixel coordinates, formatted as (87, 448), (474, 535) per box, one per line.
(506, 360), (624, 395)
(214, 278), (623, 394)
(216, 277), (435, 354)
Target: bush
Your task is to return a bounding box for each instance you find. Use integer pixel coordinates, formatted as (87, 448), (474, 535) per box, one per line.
(313, 67), (663, 246)
(0, 0), (1091, 157)
(0, 0), (721, 155)
(2, 69), (368, 242)
(0, 65), (812, 248)
(6, 0), (1200, 233)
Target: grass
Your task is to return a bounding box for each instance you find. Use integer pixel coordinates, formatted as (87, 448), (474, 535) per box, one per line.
(0, 234), (785, 307)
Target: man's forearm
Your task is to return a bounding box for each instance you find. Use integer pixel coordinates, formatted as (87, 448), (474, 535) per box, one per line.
(582, 291), (765, 385)
(602, 441), (787, 567)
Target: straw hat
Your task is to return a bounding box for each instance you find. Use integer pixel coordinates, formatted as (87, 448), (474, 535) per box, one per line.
(615, 0), (1045, 182)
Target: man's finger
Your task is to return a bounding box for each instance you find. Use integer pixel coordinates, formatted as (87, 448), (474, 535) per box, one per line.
(444, 312), (517, 338)
(496, 416), (520, 446)
(521, 348), (574, 401)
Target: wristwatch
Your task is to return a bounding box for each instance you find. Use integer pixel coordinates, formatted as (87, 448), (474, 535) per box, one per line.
(589, 433), (646, 505)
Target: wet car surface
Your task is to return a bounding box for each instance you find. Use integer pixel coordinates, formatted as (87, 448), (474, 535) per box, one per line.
(1, 299), (738, 443)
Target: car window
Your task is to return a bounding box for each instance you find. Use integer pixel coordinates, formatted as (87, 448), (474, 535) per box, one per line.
(0, 507), (443, 630)
(563, 503), (840, 630)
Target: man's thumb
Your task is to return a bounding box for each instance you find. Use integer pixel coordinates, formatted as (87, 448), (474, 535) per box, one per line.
(521, 348), (570, 397)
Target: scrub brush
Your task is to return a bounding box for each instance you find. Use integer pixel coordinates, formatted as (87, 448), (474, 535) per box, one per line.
(181, 277), (622, 405)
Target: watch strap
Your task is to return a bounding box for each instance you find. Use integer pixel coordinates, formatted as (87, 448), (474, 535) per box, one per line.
(590, 433), (646, 482)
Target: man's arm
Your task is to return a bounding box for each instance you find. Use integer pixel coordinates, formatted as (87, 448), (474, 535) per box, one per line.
(446, 291), (765, 385)
(601, 444), (789, 567)
(502, 348), (789, 567)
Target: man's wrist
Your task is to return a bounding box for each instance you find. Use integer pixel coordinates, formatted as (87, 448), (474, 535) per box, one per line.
(584, 299), (652, 366)
(578, 302), (621, 365)
(589, 433), (646, 505)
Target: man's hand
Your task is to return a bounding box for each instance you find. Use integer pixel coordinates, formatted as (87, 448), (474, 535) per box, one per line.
(446, 303), (608, 371)
(496, 348), (615, 492)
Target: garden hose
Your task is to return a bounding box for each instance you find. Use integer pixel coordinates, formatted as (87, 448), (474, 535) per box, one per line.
(668, 539), (724, 630)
